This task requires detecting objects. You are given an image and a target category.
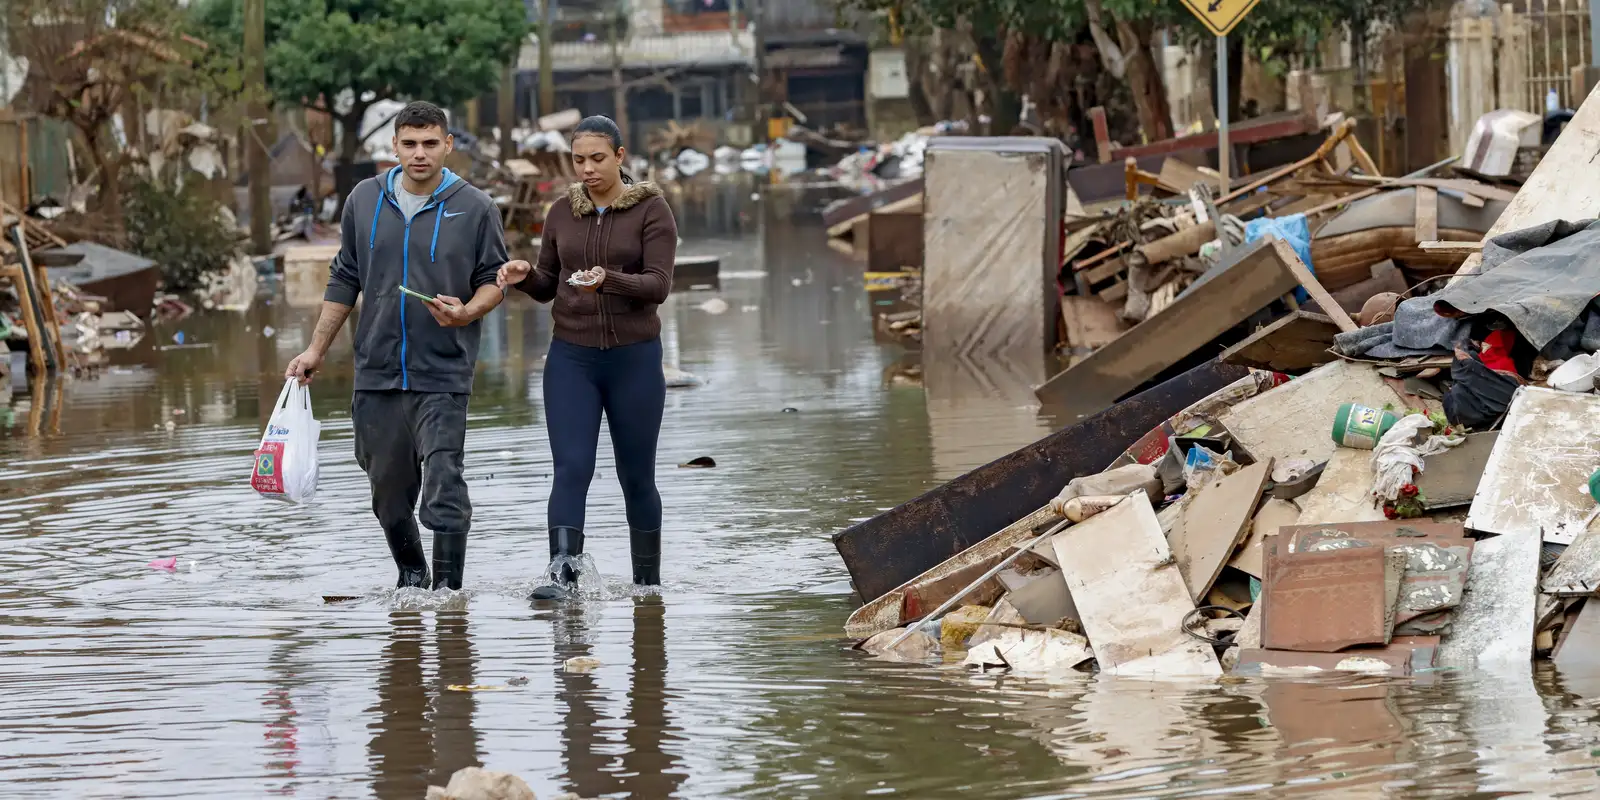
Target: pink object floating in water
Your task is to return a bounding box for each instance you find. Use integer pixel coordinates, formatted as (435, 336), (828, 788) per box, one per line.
(147, 557), (178, 570)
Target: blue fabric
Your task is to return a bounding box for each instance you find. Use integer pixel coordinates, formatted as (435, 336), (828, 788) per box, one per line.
(543, 337), (666, 532)
(1245, 213), (1315, 303)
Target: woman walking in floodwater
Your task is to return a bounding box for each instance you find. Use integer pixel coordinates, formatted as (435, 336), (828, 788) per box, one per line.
(498, 116), (678, 600)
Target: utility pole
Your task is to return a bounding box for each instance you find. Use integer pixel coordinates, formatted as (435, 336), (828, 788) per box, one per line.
(752, 0), (767, 143)
(499, 61), (517, 160)
(244, 0), (271, 255)
(538, 0), (555, 116)
(609, 3), (628, 140)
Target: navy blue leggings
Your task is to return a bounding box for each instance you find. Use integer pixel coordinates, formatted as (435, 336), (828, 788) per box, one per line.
(543, 337), (665, 532)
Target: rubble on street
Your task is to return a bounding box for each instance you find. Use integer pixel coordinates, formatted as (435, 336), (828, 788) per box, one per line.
(843, 92), (1600, 679)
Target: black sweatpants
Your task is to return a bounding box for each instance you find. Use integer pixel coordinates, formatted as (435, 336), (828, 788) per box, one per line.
(543, 337), (665, 532)
(353, 390), (472, 537)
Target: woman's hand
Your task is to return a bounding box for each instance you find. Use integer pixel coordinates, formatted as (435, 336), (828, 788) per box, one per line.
(497, 259), (531, 288)
(577, 267), (606, 293)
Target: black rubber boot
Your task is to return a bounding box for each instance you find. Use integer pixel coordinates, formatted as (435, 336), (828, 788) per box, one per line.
(630, 527), (661, 586)
(386, 519), (430, 589)
(531, 526), (584, 601)
(431, 531), (467, 591)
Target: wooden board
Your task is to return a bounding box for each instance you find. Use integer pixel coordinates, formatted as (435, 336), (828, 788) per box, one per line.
(1220, 311), (1339, 373)
(1261, 538), (1395, 652)
(1292, 447), (1388, 525)
(1451, 83), (1600, 283)
(1414, 186), (1439, 243)
(1060, 296), (1126, 350)
(1169, 460), (1274, 601)
(1438, 531), (1540, 667)
(923, 144), (1060, 366)
(1157, 157), (1211, 193)
(1270, 238), (1359, 333)
(1050, 494), (1221, 676)
(1542, 522), (1600, 596)
(1465, 388), (1600, 545)
(1553, 601), (1600, 671)
(1035, 237), (1299, 410)
(1230, 498), (1303, 579)
(1416, 431), (1498, 510)
(866, 211), (923, 273)
(1218, 359), (1405, 467)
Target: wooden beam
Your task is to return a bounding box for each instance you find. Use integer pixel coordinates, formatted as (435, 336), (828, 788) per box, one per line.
(1090, 106), (1112, 164)
(1269, 238), (1359, 333)
(1220, 311), (1340, 373)
(1414, 186), (1439, 243)
(1035, 237), (1300, 410)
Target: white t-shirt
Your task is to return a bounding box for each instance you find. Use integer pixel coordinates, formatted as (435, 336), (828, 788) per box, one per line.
(396, 185), (429, 221)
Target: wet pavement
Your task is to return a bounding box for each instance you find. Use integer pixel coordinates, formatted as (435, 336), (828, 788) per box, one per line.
(6, 178), (1600, 799)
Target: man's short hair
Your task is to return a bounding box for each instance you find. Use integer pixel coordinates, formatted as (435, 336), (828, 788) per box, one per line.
(395, 101), (448, 134)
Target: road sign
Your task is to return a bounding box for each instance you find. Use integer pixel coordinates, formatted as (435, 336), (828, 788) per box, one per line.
(1180, 0), (1260, 37)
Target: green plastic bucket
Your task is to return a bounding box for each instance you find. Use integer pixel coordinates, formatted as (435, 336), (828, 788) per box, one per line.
(1331, 403), (1400, 450)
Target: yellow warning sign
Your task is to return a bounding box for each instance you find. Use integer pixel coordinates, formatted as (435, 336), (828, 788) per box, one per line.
(1181, 0), (1260, 37)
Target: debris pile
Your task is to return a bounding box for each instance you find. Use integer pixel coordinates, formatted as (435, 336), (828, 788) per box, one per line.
(845, 91), (1600, 676)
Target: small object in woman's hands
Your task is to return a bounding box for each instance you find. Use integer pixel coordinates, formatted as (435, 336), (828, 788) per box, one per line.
(567, 268), (601, 287)
(397, 284), (436, 303)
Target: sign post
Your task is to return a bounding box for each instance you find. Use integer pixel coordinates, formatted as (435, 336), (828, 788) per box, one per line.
(1178, 0), (1261, 190)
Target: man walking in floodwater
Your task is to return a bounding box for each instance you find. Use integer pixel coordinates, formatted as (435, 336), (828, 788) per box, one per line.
(285, 101), (528, 591)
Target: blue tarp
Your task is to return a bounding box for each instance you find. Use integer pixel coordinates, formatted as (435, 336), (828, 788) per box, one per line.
(1244, 213), (1315, 303)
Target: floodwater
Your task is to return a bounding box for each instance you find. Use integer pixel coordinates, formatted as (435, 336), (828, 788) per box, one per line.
(6, 178), (1600, 799)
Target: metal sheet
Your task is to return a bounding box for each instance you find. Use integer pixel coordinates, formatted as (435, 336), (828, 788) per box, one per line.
(1465, 387), (1600, 544)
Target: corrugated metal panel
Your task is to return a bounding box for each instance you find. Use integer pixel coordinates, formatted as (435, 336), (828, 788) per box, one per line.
(763, 0), (839, 31)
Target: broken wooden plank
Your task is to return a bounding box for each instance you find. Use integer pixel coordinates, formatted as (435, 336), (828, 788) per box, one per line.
(843, 505), (1059, 639)
(1218, 359), (1407, 467)
(1416, 431), (1498, 510)
(1060, 295), (1126, 351)
(1438, 531), (1540, 667)
(1234, 636), (1440, 676)
(1292, 447), (1387, 525)
(1465, 388), (1600, 545)
(1414, 186), (1439, 243)
(1051, 494), (1221, 676)
(1219, 311), (1339, 373)
(1261, 537), (1397, 652)
(1542, 523), (1600, 596)
(1418, 240), (1484, 254)
(1553, 601), (1600, 671)
(1157, 157), (1210, 194)
(1230, 498), (1302, 579)
(1170, 460), (1274, 601)
(1036, 237), (1299, 410)
(1268, 238), (1359, 333)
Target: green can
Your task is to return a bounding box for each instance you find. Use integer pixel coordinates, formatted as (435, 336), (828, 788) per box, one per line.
(1331, 402), (1400, 449)
(1589, 468), (1600, 504)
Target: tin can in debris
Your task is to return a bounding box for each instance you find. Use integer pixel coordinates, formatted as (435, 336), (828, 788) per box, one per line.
(1330, 403), (1400, 449)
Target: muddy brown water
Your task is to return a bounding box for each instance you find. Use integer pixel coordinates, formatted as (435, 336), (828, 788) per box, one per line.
(5, 180), (1600, 799)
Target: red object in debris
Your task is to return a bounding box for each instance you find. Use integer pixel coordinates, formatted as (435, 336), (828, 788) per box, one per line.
(1479, 329), (1518, 374)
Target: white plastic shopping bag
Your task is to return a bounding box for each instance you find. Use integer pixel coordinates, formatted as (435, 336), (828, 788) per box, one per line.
(251, 378), (321, 503)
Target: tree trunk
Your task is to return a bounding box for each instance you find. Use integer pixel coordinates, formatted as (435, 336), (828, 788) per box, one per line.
(903, 36), (937, 127)
(1114, 18), (1172, 142)
(81, 125), (121, 223)
(973, 30), (1020, 134)
(339, 112), (363, 165)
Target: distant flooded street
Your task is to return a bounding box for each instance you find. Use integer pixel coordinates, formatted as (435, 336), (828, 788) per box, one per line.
(6, 178), (1600, 799)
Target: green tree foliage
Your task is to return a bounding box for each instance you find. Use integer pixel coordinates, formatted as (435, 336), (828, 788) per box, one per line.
(844, 0), (1427, 142)
(191, 0), (530, 163)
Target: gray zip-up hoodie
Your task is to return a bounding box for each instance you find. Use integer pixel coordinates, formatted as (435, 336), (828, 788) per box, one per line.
(324, 166), (508, 394)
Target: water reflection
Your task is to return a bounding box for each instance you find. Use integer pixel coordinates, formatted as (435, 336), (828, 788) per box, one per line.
(7, 177), (1600, 798)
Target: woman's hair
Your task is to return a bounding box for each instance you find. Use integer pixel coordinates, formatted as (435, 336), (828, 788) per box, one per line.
(572, 115), (633, 184)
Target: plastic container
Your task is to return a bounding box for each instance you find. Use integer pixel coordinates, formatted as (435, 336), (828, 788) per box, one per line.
(1549, 353), (1600, 392)
(1331, 403), (1400, 449)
